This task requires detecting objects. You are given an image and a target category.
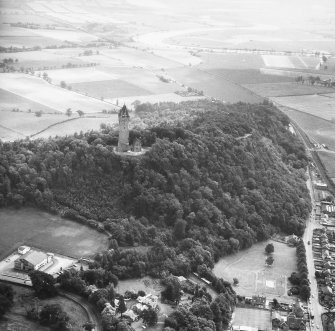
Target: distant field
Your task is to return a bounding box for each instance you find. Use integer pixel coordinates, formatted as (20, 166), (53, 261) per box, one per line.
(0, 208), (108, 259)
(32, 115), (118, 139)
(0, 110), (71, 139)
(40, 67), (118, 84)
(168, 66), (263, 103)
(199, 52), (265, 70)
(282, 108), (335, 151)
(317, 151), (335, 179)
(213, 240), (297, 302)
(101, 66), (184, 94)
(0, 35), (66, 48)
(244, 82), (335, 97)
(101, 47), (182, 69)
(0, 88), (57, 113)
(0, 73), (117, 113)
(0, 50), (84, 70)
(108, 93), (206, 110)
(32, 29), (99, 44)
(207, 69), (293, 85)
(262, 55), (295, 68)
(272, 94), (335, 121)
(72, 79), (152, 99)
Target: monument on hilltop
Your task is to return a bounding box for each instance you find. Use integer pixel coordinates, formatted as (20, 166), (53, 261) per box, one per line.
(117, 105), (130, 152)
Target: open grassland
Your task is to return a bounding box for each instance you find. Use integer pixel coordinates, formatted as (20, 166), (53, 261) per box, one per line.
(101, 47), (182, 69)
(31, 29), (99, 44)
(108, 93), (206, 110)
(39, 67), (118, 84)
(0, 89), (57, 113)
(262, 55), (296, 68)
(199, 52), (265, 70)
(213, 240), (297, 302)
(32, 115), (118, 139)
(282, 108), (335, 151)
(0, 73), (117, 114)
(244, 82), (335, 97)
(0, 285), (88, 331)
(101, 66), (184, 94)
(233, 308), (271, 330)
(0, 208), (108, 259)
(0, 50), (84, 70)
(168, 66), (263, 103)
(71, 79), (152, 99)
(317, 151), (335, 180)
(205, 69), (293, 85)
(0, 110), (73, 139)
(272, 94), (335, 121)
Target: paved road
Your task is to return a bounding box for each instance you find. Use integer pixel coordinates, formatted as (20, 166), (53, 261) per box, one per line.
(302, 168), (325, 330)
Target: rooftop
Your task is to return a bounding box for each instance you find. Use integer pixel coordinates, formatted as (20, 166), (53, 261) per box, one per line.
(20, 250), (48, 265)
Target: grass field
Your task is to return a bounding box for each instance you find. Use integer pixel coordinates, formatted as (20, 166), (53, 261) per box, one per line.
(72, 79), (152, 99)
(101, 47), (181, 69)
(206, 69), (293, 85)
(272, 94), (335, 121)
(213, 240), (297, 302)
(0, 35), (66, 48)
(0, 110), (69, 138)
(317, 151), (335, 180)
(0, 74), (116, 114)
(233, 307), (271, 330)
(168, 66), (263, 103)
(109, 93), (206, 109)
(0, 207), (108, 259)
(0, 285), (88, 331)
(40, 67), (118, 85)
(282, 108), (335, 151)
(0, 89), (57, 113)
(199, 53), (265, 70)
(32, 115), (118, 139)
(244, 82), (335, 97)
(0, 50), (84, 70)
(32, 29), (99, 44)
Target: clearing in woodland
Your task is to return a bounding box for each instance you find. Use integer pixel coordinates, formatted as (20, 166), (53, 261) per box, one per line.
(213, 240), (297, 303)
(0, 207), (108, 259)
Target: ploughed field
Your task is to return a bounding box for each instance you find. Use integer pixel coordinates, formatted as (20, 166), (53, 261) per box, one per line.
(0, 208), (108, 259)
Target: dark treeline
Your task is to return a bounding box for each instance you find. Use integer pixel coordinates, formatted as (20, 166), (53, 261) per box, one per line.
(0, 101), (310, 276)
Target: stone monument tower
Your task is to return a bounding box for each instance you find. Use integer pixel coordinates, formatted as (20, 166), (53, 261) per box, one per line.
(117, 105), (130, 152)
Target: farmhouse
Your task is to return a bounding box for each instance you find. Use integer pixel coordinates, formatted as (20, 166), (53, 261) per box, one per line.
(14, 250), (53, 272)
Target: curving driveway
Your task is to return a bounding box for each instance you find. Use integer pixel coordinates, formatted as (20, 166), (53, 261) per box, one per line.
(59, 290), (102, 331)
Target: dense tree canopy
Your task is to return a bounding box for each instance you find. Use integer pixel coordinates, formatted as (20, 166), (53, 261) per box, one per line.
(0, 101), (310, 277)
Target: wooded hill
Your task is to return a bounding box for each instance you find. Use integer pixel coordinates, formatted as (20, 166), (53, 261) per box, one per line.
(0, 100), (311, 277)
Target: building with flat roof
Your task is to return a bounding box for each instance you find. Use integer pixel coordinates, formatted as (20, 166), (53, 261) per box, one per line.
(14, 250), (53, 272)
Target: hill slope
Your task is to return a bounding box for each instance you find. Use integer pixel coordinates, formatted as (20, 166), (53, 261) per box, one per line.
(0, 101), (310, 274)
